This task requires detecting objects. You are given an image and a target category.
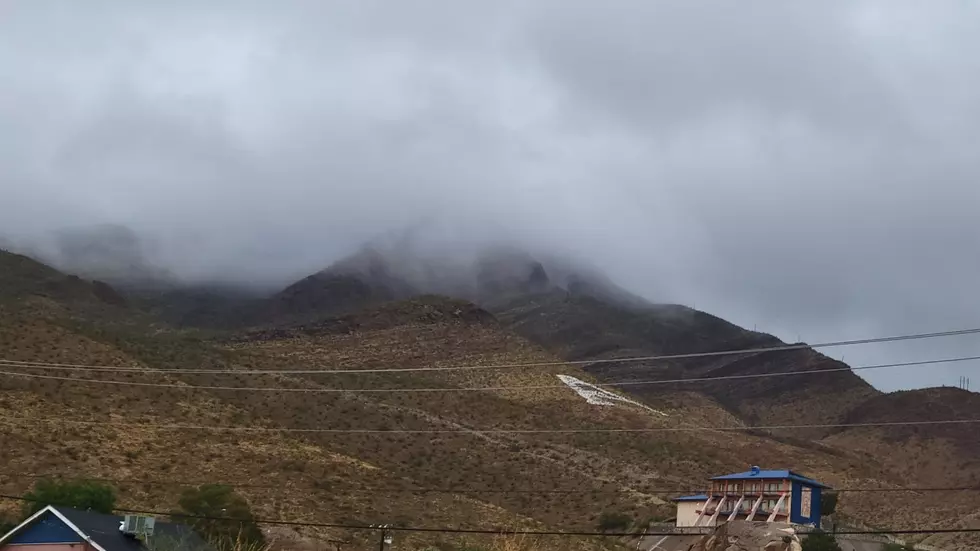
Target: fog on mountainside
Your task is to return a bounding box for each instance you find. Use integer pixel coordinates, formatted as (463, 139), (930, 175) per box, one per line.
(3, 2), (980, 390)
(4, 215), (980, 392)
(4, 4), (980, 550)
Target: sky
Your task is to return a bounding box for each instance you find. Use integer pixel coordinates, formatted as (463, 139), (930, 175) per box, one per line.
(1, 1), (979, 390)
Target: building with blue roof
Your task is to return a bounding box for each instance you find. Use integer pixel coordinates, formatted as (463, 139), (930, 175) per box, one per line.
(0, 505), (212, 551)
(673, 466), (830, 528)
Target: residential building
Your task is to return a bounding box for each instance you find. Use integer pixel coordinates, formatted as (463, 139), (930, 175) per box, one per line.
(673, 466), (830, 528)
(0, 506), (212, 551)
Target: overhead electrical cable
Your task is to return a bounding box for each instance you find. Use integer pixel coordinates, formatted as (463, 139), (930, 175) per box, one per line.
(1, 417), (978, 434)
(3, 472), (978, 495)
(1, 326), (978, 374)
(1, 355), (978, 393)
(0, 493), (978, 537)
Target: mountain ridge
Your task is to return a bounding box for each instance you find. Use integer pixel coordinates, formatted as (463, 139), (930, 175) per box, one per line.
(263, 245), (881, 431)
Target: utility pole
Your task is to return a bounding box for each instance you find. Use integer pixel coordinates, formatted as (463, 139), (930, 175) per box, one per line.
(372, 524), (392, 551)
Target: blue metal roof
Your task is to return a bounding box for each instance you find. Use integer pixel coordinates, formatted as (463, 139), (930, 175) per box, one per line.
(710, 469), (830, 488)
(672, 494), (708, 502)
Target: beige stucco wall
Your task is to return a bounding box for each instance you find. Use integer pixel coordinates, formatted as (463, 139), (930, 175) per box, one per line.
(675, 502), (703, 527)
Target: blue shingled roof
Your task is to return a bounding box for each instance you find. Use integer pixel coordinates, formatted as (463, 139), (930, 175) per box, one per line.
(672, 494), (708, 502)
(0, 506), (213, 551)
(711, 469), (830, 488)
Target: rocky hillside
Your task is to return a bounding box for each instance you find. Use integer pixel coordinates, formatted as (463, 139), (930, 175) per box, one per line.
(0, 249), (129, 314)
(257, 246), (881, 430)
(2, 248), (979, 550)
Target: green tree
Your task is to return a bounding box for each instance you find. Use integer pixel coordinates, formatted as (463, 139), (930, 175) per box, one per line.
(21, 479), (116, 517)
(802, 531), (842, 551)
(174, 484), (264, 548)
(596, 511), (632, 532)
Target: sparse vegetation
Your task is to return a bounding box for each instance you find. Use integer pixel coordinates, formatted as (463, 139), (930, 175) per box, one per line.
(2, 250), (980, 550)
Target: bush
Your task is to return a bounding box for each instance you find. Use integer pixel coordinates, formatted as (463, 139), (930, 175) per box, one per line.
(22, 479), (116, 517)
(173, 484), (264, 548)
(596, 511), (632, 532)
(802, 531), (842, 551)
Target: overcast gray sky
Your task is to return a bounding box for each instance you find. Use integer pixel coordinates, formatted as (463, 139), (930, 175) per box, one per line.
(2, 1), (979, 391)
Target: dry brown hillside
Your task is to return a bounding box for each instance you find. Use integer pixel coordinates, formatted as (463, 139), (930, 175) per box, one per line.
(2, 250), (980, 550)
(255, 247), (882, 431)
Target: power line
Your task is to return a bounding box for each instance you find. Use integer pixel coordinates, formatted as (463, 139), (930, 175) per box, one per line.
(0, 472), (687, 494)
(2, 326), (979, 374)
(0, 493), (978, 537)
(2, 417), (978, 434)
(0, 493), (367, 530)
(3, 472), (978, 495)
(0, 328), (980, 375)
(599, 356), (980, 388)
(3, 355), (979, 394)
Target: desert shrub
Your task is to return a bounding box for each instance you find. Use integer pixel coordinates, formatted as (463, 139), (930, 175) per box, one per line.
(596, 511), (632, 532)
(802, 531), (842, 551)
(173, 484), (264, 548)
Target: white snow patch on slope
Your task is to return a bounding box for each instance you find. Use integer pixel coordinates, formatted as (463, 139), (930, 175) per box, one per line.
(557, 375), (667, 416)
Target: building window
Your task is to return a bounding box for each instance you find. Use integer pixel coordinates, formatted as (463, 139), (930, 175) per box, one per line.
(800, 487), (813, 517)
(764, 499), (783, 512)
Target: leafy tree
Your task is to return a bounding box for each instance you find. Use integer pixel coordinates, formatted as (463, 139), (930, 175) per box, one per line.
(596, 511), (632, 532)
(21, 479), (116, 517)
(820, 492), (839, 516)
(174, 484), (264, 548)
(802, 531), (842, 551)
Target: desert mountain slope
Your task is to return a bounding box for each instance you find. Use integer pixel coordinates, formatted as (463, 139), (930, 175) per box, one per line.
(263, 245), (881, 429)
(0, 249), (129, 314)
(3, 249), (979, 549)
(828, 387), (980, 483)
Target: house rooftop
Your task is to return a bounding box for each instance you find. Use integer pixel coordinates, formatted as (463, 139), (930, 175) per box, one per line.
(672, 494), (708, 502)
(0, 505), (212, 551)
(711, 468), (831, 489)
